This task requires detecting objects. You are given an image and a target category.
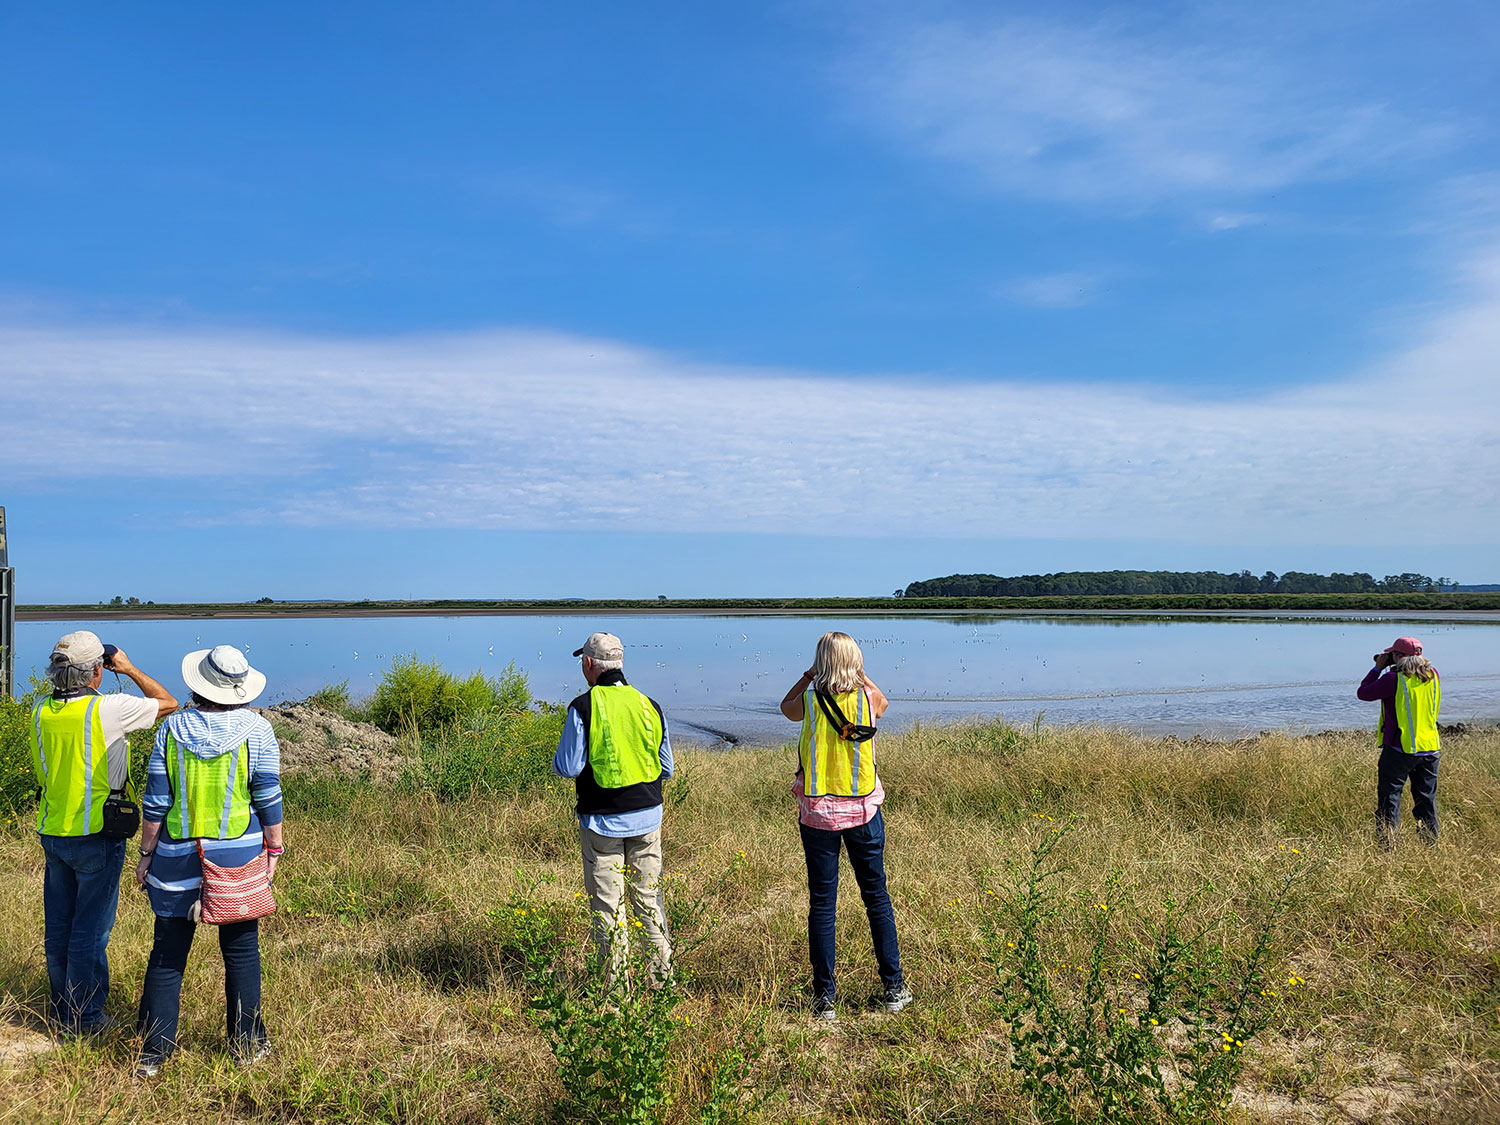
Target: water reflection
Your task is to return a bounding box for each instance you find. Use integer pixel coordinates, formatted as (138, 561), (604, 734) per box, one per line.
(15, 612), (1500, 746)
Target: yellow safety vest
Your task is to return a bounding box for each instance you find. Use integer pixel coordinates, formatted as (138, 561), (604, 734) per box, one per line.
(29, 695), (114, 837)
(165, 733), (253, 840)
(587, 683), (664, 789)
(799, 687), (877, 797)
(1385, 673), (1441, 754)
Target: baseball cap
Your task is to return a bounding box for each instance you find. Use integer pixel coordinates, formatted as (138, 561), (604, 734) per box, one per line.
(51, 630), (104, 666)
(1383, 636), (1423, 656)
(572, 632), (624, 661)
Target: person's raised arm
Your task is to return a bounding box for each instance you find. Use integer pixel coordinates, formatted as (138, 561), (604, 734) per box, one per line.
(780, 669), (813, 721)
(107, 648), (177, 719)
(863, 675), (889, 719)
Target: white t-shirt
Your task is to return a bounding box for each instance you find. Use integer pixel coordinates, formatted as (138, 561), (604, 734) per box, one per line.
(95, 692), (161, 789)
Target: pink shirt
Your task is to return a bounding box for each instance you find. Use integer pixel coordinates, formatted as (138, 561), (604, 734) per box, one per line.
(793, 770), (885, 831)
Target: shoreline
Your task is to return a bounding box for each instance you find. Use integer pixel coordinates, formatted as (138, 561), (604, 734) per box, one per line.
(18, 597), (1500, 624)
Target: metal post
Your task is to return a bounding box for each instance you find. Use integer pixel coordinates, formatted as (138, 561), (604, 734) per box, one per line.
(0, 507), (13, 699)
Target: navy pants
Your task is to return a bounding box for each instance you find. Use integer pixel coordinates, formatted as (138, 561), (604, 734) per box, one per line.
(137, 915), (266, 1062)
(40, 833), (126, 1031)
(1376, 746), (1439, 843)
(799, 809), (904, 1000)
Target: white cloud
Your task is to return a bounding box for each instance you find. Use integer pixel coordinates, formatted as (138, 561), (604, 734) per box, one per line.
(1001, 271), (1105, 308)
(2, 247), (1498, 546)
(836, 10), (1451, 205)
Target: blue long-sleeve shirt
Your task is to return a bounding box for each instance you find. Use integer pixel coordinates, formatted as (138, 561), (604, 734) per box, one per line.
(554, 699), (673, 838)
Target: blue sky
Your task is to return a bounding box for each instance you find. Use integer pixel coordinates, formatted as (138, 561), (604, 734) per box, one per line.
(2, 0), (1498, 601)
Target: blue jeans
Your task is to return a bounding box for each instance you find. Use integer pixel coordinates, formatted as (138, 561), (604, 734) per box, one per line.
(137, 916), (267, 1062)
(799, 809), (904, 1000)
(39, 833), (126, 1031)
(1377, 746), (1439, 843)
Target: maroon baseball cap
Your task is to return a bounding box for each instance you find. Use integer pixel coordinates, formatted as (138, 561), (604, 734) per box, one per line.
(1383, 636), (1423, 656)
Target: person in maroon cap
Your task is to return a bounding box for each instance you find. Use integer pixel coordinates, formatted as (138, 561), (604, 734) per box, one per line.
(1357, 636), (1442, 845)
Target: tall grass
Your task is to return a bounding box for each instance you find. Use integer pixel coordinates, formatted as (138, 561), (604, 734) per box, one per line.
(0, 720), (1497, 1122)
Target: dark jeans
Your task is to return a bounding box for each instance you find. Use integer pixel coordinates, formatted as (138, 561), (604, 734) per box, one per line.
(39, 833), (126, 1031)
(1377, 746), (1439, 843)
(137, 916), (266, 1062)
(799, 809), (904, 1000)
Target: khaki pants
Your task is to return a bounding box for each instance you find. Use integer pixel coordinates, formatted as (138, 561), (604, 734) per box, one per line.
(579, 825), (672, 987)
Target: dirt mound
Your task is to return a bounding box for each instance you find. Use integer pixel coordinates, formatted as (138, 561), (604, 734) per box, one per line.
(256, 703), (412, 783)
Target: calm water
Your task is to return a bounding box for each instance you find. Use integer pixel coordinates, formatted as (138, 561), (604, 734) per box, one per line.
(15, 613), (1500, 746)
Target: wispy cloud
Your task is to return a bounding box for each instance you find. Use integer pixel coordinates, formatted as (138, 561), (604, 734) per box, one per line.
(836, 9), (1453, 206)
(3, 244), (1498, 545)
(1000, 271), (1107, 308)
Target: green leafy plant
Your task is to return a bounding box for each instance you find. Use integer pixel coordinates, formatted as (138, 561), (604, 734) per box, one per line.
(697, 1041), (758, 1125)
(988, 821), (1301, 1124)
(494, 864), (743, 1125)
(366, 655), (527, 735)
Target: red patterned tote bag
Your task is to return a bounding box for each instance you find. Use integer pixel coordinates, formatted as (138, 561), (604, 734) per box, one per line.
(195, 843), (277, 924)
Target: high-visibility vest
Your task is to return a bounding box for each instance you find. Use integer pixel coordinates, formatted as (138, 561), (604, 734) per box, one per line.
(799, 687), (877, 797)
(587, 683), (664, 789)
(165, 732), (252, 840)
(1384, 673), (1441, 754)
(29, 695), (113, 836)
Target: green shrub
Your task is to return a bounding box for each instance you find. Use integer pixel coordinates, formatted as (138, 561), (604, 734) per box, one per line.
(988, 823), (1301, 1123)
(366, 656), (528, 735)
(304, 679), (357, 718)
(0, 689), (39, 825)
(404, 706), (564, 799)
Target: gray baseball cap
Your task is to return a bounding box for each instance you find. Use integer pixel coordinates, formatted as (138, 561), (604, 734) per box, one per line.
(572, 632), (624, 661)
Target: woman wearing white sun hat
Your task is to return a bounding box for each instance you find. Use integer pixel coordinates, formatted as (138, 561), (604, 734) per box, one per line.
(132, 645), (284, 1077)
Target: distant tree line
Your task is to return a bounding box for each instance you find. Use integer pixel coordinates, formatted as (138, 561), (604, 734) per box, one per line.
(901, 570), (1458, 598)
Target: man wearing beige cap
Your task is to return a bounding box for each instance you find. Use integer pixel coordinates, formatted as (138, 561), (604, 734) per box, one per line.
(553, 632), (674, 988)
(30, 631), (175, 1033)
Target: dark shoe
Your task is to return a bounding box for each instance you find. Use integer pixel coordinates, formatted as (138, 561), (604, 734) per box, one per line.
(134, 1055), (163, 1080)
(811, 995), (837, 1021)
(882, 985), (913, 1013)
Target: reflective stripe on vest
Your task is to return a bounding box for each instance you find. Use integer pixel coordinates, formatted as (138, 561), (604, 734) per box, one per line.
(587, 683), (664, 789)
(1393, 673), (1441, 754)
(799, 687), (877, 798)
(29, 695), (110, 836)
(166, 733), (252, 840)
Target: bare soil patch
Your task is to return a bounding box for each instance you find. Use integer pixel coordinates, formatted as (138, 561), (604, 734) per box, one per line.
(256, 703), (411, 782)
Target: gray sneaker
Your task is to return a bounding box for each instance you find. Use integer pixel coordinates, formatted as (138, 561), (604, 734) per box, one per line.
(882, 985), (913, 1013)
(233, 1039), (274, 1067)
(811, 995), (837, 1021)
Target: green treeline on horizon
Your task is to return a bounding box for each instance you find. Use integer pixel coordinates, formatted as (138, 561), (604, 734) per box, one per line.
(902, 569), (1460, 598)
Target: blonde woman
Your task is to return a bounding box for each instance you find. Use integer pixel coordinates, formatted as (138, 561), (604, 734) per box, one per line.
(1358, 636), (1441, 844)
(779, 631), (910, 1019)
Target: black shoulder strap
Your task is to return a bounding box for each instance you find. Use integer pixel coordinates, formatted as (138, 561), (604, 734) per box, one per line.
(814, 689), (878, 743)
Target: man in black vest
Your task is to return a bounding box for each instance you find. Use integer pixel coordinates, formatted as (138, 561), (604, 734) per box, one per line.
(552, 632), (674, 987)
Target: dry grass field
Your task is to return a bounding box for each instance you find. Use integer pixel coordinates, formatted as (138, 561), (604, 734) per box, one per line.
(1, 719), (1498, 1124)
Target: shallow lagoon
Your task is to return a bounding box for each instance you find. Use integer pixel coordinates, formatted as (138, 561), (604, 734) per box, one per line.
(15, 612), (1500, 746)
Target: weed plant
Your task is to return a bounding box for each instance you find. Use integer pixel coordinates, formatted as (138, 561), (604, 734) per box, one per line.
(989, 822), (1301, 1123)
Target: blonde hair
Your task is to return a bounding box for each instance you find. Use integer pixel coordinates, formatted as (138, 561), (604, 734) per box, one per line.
(812, 632), (865, 695)
(1394, 654), (1437, 683)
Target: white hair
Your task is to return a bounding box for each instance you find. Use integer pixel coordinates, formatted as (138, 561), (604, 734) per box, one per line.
(47, 656), (101, 695)
(590, 656), (623, 673)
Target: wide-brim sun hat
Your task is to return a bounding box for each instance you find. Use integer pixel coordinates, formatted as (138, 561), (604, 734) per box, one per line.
(182, 645), (267, 705)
